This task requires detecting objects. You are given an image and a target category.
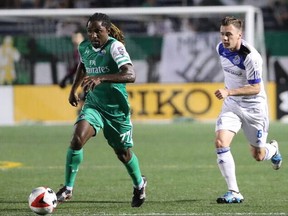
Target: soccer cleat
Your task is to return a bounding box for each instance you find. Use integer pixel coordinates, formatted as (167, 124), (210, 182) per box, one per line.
(270, 140), (282, 170)
(56, 186), (73, 202)
(216, 191), (244, 204)
(131, 176), (147, 207)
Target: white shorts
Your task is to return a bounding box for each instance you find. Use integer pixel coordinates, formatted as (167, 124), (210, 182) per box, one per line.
(215, 98), (269, 147)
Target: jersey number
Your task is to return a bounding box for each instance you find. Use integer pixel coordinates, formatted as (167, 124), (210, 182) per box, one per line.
(120, 130), (132, 143)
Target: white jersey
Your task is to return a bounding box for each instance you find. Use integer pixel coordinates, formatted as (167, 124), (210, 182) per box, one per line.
(215, 40), (269, 146)
(216, 39), (267, 107)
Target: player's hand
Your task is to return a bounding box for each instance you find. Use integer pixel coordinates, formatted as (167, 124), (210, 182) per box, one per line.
(82, 76), (102, 92)
(214, 89), (229, 100)
(69, 92), (80, 107)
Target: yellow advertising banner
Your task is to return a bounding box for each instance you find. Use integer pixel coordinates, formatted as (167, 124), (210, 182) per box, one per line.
(127, 83), (223, 121)
(14, 86), (79, 122)
(127, 82), (275, 121)
(13, 83), (276, 123)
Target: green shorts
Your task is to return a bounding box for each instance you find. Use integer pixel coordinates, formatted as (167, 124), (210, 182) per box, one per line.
(76, 106), (133, 150)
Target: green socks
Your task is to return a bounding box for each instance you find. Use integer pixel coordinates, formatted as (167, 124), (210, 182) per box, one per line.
(65, 148), (83, 187)
(64, 148), (142, 189)
(124, 152), (143, 187)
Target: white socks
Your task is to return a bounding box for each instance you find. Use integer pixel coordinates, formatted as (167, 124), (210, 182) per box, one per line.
(134, 178), (144, 190)
(66, 186), (73, 191)
(216, 147), (239, 193)
(263, 143), (277, 160)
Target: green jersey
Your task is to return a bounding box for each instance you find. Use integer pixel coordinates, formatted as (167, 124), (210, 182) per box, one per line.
(79, 37), (132, 117)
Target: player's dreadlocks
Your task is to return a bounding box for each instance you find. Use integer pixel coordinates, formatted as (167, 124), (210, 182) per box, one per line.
(87, 12), (125, 45)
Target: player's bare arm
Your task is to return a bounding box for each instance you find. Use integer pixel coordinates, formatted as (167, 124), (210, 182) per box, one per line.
(214, 83), (260, 100)
(69, 62), (86, 107)
(81, 63), (135, 91)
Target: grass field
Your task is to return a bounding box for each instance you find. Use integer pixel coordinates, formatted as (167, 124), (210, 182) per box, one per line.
(0, 121), (287, 216)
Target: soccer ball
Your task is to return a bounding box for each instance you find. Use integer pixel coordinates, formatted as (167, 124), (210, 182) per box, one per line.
(28, 186), (57, 215)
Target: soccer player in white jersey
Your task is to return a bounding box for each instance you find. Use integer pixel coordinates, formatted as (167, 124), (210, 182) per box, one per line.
(214, 16), (282, 204)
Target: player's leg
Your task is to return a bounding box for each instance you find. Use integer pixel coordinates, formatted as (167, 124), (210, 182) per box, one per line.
(250, 141), (282, 170)
(66, 120), (95, 185)
(242, 111), (282, 170)
(57, 107), (102, 202)
(215, 112), (244, 203)
(104, 117), (146, 207)
(57, 120), (95, 202)
(215, 130), (243, 203)
(114, 147), (147, 207)
(114, 148), (144, 188)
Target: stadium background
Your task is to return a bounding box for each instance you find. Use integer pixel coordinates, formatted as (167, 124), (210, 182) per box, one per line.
(0, 0), (287, 125)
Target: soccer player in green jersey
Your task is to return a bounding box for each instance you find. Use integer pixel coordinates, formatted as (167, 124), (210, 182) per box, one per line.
(56, 12), (147, 208)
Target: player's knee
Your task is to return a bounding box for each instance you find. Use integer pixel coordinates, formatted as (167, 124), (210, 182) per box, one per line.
(115, 148), (131, 163)
(215, 138), (225, 148)
(252, 152), (265, 161)
(253, 155), (263, 161)
(70, 134), (84, 150)
(251, 146), (265, 161)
